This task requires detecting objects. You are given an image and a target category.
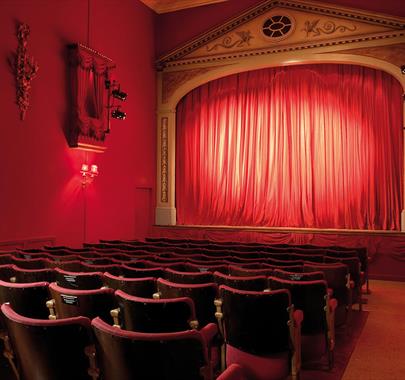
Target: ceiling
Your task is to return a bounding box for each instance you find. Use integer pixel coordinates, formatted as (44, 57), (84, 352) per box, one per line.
(139, 0), (228, 14)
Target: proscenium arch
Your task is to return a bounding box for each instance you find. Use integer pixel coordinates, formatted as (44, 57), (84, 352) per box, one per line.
(156, 53), (405, 230)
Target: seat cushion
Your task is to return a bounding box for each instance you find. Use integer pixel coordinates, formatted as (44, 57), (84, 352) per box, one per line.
(226, 344), (289, 380)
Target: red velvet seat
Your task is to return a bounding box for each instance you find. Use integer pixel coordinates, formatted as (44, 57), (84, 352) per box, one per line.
(0, 265), (15, 282)
(268, 277), (337, 369)
(121, 263), (164, 278)
(1, 303), (96, 380)
(112, 289), (199, 331)
(155, 278), (219, 327)
(103, 272), (156, 297)
(92, 316), (213, 380)
(303, 262), (351, 325)
(228, 265), (275, 277)
(217, 364), (247, 380)
(217, 285), (302, 380)
(272, 268), (324, 282)
(165, 267), (214, 284)
(47, 282), (115, 322)
(54, 267), (104, 289)
(324, 256), (363, 310)
(11, 266), (56, 283)
(0, 279), (50, 319)
(213, 272), (268, 291)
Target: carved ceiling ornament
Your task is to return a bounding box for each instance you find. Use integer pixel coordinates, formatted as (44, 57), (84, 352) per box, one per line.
(302, 19), (356, 37)
(162, 67), (217, 104)
(157, 0), (405, 69)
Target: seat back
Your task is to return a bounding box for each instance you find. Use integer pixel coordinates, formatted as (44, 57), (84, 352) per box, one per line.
(1, 303), (93, 380)
(115, 290), (197, 332)
(156, 278), (218, 326)
(92, 316), (210, 380)
(54, 268), (104, 290)
(48, 282), (115, 322)
(165, 268), (214, 284)
(268, 277), (328, 334)
(103, 272), (156, 297)
(0, 280), (50, 318)
(272, 269), (324, 282)
(219, 285), (292, 355)
(213, 272), (268, 291)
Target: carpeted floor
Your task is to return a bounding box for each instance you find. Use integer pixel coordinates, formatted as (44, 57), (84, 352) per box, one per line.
(342, 280), (405, 380)
(300, 308), (368, 380)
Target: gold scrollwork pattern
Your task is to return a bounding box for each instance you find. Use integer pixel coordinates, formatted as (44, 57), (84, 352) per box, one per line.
(302, 19), (357, 37)
(207, 31), (253, 52)
(161, 117), (169, 203)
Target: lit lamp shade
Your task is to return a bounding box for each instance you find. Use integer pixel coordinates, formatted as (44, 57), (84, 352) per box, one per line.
(90, 164), (99, 176)
(81, 163), (89, 174)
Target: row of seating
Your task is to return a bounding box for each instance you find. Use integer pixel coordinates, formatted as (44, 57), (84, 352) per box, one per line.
(0, 276), (332, 380)
(0, 238), (368, 379)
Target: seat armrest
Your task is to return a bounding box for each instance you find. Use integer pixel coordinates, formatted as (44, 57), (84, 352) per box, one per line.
(200, 323), (218, 344)
(329, 298), (338, 312)
(293, 309), (303, 326)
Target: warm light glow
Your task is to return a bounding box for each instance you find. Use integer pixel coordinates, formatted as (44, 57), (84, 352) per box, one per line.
(80, 163), (99, 186)
(81, 163), (89, 174)
(90, 164), (98, 175)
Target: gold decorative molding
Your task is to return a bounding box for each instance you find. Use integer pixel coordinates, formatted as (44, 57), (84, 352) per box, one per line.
(302, 19), (356, 37)
(332, 43), (405, 67)
(139, 0), (228, 14)
(160, 117), (169, 203)
(157, 0), (405, 68)
(162, 67), (217, 104)
(206, 31), (253, 52)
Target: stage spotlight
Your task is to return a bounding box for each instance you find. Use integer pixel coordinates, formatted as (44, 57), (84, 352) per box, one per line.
(112, 88), (127, 101)
(401, 65), (405, 74)
(111, 108), (126, 120)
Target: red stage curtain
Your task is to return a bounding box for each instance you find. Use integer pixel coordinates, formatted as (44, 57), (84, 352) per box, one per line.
(176, 64), (403, 230)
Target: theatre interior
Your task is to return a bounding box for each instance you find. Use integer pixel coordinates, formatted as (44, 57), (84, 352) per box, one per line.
(1, 0), (405, 379)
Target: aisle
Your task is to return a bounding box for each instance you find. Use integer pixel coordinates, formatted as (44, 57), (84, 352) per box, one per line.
(342, 280), (405, 380)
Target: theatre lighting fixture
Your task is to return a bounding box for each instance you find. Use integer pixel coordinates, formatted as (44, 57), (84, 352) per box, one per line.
(111, 107), (126, 120)
(80, 163), (99, 186)
(105, 79), (127, 133)
(112, 88), (127, 101)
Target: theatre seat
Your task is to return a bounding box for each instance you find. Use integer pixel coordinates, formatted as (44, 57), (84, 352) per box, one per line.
(46, 282), (115, 323)
(102, 272), (156, 297)
(92, 316), (213, 380)
(272, 269), (325, 282)
(14, 266), (55, 283)
(217, 364), (247, 380)
(213, 272), (268, 291)
(1, 303), (97, 380)
(54, 268), (104, 290)
(268, 277), (336, 369)
(303, 262), (351, 325)
(216, 285), (302, 380)
(165, 267), (214, 284)
(112, 290), (198, 331)
(154, 278), (218, 327)
(0, 280), (50, 319)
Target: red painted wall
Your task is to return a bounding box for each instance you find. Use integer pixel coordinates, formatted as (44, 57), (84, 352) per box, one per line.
(156, 0), (405, 57)
(0, 0), (156, 247)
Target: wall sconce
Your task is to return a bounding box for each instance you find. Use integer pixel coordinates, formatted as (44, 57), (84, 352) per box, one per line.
(81, 163), (99, 186)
